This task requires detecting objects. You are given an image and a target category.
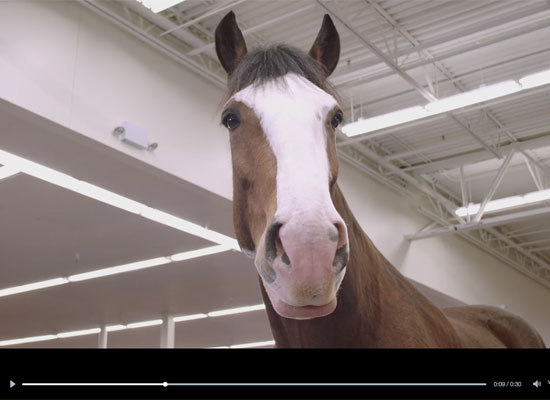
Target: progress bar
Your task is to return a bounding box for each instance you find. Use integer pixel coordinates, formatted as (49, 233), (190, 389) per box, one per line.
(20, 382), (487, 387)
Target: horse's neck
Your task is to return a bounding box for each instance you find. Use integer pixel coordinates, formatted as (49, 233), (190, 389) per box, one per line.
(262, 184), (461, 348)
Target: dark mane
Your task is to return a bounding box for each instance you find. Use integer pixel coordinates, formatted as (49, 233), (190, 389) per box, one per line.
(224, 44), (337, 100)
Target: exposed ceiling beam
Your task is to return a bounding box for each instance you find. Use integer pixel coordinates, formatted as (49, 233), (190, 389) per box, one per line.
(407, 206), (550, 240)
(185, 4), (316, 56)
(333, 2), (549, 87)
(401, 134), (550, 175)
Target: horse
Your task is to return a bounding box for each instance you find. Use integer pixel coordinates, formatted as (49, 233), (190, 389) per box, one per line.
(214, 11), (546, 348)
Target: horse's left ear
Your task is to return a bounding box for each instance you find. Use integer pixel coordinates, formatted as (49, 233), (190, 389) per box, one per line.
(215, 11), (248, 75)
(309, 14), (340, 77)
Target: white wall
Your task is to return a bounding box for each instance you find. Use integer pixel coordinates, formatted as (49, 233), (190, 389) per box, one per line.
(0, 0), (233, 199)
(1, 1), (548, 344)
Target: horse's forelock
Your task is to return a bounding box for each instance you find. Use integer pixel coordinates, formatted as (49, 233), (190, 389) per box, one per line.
(224, 45), (338, 102)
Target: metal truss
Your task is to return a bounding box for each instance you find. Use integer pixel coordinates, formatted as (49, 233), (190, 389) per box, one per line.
(338, 143), (550, 290)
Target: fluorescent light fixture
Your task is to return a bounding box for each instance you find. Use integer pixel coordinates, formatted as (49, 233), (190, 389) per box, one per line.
(519, 70), (550, 89)
(230, 340), (275, 349)
(57, 328), (101, 338)
(141, 209), (239, 250)
(0, 245), (230, 299)
(0, 335), (58, 347)
(106, 325), (128, 332)
(0, 166), (19, 180)
(0, 278), (68, 298)
(0, 149), (239, 250)
(68, 257), (171, 282)
(127, 319), (163, 329)
(455, 189), (550, 217)
(173, 313), (208, 322)
(208, 304), (266, 317)
(424, 81), (521, 114)
(135, 0), (186, 13)
(169, 245), (231, 261)
(72, 181), (147, 214)
(342, 69), (550, 137)
(341, 106), (426, 136)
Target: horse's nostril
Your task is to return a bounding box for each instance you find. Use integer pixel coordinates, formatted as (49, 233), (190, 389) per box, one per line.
(333, 244), (349, 273)
(281, 252), (291, 265)
(265, 221), (283, 264)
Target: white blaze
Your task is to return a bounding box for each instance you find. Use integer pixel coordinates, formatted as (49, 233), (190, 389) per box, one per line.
(232, 73), (338, 220)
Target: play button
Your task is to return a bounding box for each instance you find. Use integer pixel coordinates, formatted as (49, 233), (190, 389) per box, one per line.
(10, 380), (15, 388)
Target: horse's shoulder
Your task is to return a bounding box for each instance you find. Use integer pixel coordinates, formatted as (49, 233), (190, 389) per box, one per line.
(442, 305), (545, 348)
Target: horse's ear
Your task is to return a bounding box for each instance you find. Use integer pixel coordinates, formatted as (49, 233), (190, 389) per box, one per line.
(309, 14), (340, 77)
(215, 11), (247, 75)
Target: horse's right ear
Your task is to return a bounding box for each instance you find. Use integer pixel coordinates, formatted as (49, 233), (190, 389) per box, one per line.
(215, 11), (247, 75)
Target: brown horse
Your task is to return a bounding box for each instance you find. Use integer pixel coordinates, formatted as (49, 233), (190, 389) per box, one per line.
(214, 11), (546, 348)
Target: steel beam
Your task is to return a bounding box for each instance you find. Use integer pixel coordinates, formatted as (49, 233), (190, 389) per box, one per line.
(315, 0), (437, 102)
(333, 23), (549, 89)
(158, 0), (247, 37)
(381, 119), (550, 162)
(473, 150), (515, 222)
(406, 207), (550, 241)
(399, 134), (550, 175)
(416, 208), (550, 289)
(123, 1), (207, 49)
(186, 4), (316, 56)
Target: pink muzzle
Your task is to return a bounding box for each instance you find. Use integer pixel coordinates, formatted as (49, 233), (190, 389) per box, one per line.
(256, 213), (349, 319)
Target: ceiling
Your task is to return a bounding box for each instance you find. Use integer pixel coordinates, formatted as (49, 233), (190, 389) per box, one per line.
(0, 97), (271, 348)
(79, 0), (550, 289)
(1, 0), (549, 348)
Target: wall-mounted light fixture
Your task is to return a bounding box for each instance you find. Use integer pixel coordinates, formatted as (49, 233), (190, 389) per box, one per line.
(113, 122), (158, 151)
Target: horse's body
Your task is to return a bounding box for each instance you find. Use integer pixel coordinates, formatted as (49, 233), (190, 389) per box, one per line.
(214, 11), (545, 348)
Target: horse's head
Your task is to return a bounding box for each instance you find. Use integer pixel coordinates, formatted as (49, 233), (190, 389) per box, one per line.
(215, 12), (349, 320)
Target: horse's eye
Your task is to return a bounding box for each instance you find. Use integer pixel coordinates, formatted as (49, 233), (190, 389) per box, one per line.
(222, 112), (241, 131)
(331, 112), (343, 129)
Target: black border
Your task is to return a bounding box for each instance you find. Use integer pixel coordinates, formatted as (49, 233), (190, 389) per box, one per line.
(2, 348), (549, 399)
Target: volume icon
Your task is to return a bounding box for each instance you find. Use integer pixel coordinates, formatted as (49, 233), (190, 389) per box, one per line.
(533, 380), (541, 388)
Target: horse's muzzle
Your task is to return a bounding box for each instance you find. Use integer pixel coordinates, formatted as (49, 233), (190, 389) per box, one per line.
(256, 215), (349, 319)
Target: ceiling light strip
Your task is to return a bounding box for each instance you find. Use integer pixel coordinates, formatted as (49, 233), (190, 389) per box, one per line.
(67, 257), (172, 282)
(207, 304), (266, 317)
(57, 328), (102, 338)
(455, 189), (550, 217)
(173, 313), (208, 322)
(135, 0), (186, 13)
(0, 149), (239, 250)
(127, 319), (163, 329)
(342, 69), (550, 137)
(0, 245), (230, 298)
(0, 166), (19, 180)
(230, 340), (275, 349)
(0, 278), (69, 298)
(0, 303), (267, 347)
